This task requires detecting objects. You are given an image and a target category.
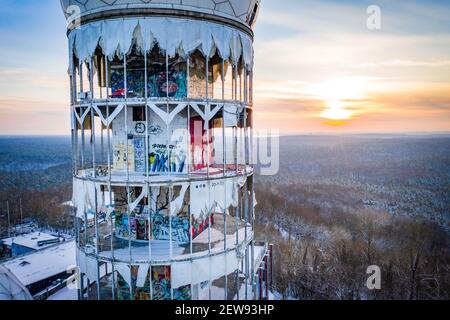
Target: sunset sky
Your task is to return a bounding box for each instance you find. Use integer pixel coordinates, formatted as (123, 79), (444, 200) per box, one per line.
(0, 0), (449, 135)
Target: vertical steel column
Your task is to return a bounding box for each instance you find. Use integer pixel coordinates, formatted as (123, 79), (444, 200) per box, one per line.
(105, 57), (116, 300)
(166, 51), (170, 177)
(224, 182), (228, 300)
(81, 87), (86, 172)
(187, 55), (192, 177)
(90, 58), (96, 176)
(169, 186), (173, 260)
(123, 56), (133, 300)
(73, 62), (80, 174)
(148, 189), (154, 301)
(206, 54), (213, 301)
(187, 55), (190, 98)
(71, 106), (77, 176)
(249, 47), (256, 303)
(144, 51), (154, 301)
(90, 56), (101, 300)
(189, 185), (193, 256)
(206, 58), (211, 179)
(244, 66), (248, 105)
(187, 103), (191, 178)
(94, 187), (101, 300)
(222, 60), (226, 177)
(165, 52), (174, 270)
(244, 107), (249, 172)
(222, 60), (227, 299)
(222, 59), (225, 101)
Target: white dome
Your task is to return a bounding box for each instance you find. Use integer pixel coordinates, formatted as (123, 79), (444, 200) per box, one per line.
(60, 0), (261, 29)
(0, 265), (33, 301)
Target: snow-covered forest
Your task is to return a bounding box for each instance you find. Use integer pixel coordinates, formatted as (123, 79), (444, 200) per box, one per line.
(255, 135), (450, 300)
(1, 135), (449, 300)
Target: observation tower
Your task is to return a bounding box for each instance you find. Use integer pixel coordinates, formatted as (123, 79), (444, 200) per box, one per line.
(60, 0), (270, 300)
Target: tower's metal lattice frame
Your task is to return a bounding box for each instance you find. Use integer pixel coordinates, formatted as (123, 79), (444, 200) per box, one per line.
(62, 0), (271, 300)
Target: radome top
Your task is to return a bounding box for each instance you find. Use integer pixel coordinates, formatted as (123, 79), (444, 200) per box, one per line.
(60, 0), (261, 29)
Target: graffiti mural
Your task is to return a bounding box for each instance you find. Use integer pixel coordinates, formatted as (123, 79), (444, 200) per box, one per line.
(115, 211), (132, 239)
(115, 205), (190, 244)
(191, 213), (214, 240)
(174, 285), (192, 301)
(110, 68), (145, 98)
(149, 142), (186, 174)
(134, 136), (146, 173)
(152, 212), (190, 243)
(152, 266), (171, 300)
(132, 266), (151, 300)
(148, 71), (187, 98)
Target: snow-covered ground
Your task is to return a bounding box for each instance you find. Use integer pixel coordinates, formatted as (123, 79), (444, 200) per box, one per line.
(47, 286), (78, 300)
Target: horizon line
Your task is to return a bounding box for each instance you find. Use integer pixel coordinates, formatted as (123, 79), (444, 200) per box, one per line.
(1, 131), (450, 138)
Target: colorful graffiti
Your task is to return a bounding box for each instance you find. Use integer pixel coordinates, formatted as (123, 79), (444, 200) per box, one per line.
(134, 136), (146, 173)
(111, 69), (145, 98)
(149, 143), (186, 174)
(110, 69), (188, 99)
(152, 213), (190, 243)
(174, 285), (192, 301)
(132, 266), (151, 300)
(152, 266), (172, 300)
(148, 70), (187, 98)
(116, 265), (191, 301)
(191, 213), (214, 240)
(115, 207), (190, 243)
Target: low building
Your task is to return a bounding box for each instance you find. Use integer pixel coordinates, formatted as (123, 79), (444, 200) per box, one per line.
(1, 241), (76, 298)
(1, 232), (62, 258)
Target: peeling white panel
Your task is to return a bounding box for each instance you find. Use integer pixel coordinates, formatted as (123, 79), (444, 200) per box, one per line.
(172, 249), (239, 288)
(136, 264), (149, 288)
(170, 184), (189, 216)
(190, 176), (246, 218)
(223, 104), (238, 127)
(69, 17), (253, 74)
(77, 248), (99, 284)
(73, 179), (110, 219)
(114, 263), (131, 287)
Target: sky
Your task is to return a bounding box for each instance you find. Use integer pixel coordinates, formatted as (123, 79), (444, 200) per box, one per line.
(0, 0), (449, 135)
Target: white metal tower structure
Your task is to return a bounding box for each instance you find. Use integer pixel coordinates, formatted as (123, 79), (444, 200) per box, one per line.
(60, 0), (271, 300)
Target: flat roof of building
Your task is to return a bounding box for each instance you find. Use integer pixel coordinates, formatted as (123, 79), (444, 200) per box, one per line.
(1, 241), (76, 287)
(1, 232), (61, 251)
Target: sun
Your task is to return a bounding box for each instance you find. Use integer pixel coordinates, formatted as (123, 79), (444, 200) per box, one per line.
(321, 100), (353, 120)
(313, 78), (367, 122)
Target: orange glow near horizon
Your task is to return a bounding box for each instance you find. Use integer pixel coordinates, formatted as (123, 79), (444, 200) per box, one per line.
(1, 1), (450, 135)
